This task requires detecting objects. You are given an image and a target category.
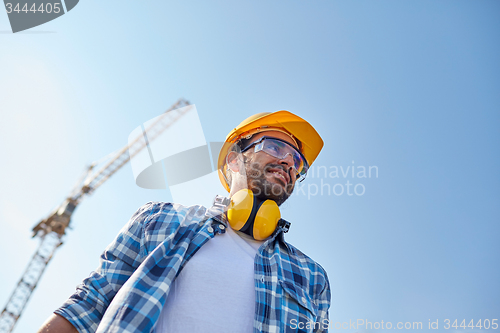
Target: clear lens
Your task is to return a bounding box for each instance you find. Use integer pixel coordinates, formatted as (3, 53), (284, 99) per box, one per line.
(259, 139), (308, 176)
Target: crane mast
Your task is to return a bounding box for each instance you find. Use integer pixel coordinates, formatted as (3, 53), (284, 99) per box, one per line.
(0, 99), (191, 333)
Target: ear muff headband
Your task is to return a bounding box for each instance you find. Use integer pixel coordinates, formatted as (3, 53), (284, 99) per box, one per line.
(227, 189), (281, 241)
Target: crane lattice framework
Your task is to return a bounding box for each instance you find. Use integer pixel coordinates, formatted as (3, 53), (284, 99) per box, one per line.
(0, 99), (192, 333)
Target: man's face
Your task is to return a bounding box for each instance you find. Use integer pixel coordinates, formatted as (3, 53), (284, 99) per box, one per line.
(241, 131), (299, 206)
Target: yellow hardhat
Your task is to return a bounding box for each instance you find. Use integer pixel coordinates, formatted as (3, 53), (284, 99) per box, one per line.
(218, 110), (324, 192)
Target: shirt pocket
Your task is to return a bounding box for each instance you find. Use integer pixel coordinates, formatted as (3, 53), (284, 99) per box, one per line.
(280, 280), (319, 332)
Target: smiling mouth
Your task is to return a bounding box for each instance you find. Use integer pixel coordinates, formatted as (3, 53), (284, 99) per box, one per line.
(267, 169), (289, 185)
(272, 172), (286, 181)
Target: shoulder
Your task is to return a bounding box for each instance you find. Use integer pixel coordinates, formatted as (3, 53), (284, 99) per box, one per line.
(128, 202), (209, 253)
(130, 201), (208, 226)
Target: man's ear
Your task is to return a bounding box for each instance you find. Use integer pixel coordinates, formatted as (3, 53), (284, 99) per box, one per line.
(226, 151), (244, 173)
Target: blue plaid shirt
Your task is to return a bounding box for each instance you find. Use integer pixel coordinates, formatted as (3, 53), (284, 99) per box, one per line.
(55, 201), (331, 332)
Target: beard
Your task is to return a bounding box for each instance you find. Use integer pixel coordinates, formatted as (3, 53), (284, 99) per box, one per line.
(245, 162), (295, 206)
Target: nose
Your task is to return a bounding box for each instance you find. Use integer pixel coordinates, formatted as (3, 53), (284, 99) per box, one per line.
(279, 153), (294, 166)
(278, 153), (296, 179)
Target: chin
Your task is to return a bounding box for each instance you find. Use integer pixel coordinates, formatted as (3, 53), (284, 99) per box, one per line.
(246, 165), (293, 206)
(257, 183), (292, 207)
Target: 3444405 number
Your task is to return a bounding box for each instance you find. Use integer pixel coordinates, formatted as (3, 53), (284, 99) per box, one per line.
(444, 319), (498, 330)
(5, 3), (62, 14)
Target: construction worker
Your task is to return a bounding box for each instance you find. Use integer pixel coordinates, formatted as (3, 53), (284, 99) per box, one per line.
(38, 111), (331, 333)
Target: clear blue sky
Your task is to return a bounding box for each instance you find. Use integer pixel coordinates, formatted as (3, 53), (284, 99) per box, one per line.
(1, 1), (499, 332)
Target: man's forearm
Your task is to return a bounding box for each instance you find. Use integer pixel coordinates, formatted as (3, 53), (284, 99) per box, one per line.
(37, 313), (78, 333)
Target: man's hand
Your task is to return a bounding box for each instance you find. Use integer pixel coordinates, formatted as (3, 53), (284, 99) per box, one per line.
(37, 314), (78, 333)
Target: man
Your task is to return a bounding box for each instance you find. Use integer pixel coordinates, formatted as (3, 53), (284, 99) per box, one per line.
(38, 111), (331, 333)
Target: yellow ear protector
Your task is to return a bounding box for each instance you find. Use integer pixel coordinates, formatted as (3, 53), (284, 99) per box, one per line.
(227, 189), (281, 240)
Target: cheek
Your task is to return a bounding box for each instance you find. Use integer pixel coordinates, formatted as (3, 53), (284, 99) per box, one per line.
(249, 157), (271, 172)
(246, 162), (264, 178)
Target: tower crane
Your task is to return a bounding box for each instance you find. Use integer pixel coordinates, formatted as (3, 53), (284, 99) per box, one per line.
(0, 98), (192, 333)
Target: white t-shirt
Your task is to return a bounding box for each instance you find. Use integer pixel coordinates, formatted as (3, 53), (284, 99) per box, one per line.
(154, 226), (263, 333)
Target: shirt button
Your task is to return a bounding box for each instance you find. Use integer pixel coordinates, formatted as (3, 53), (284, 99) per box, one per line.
(258, 323), (262, 331)
(207, 226), (214, 233)
(260, 275), (265, 283)
(301, 296), (307, 304)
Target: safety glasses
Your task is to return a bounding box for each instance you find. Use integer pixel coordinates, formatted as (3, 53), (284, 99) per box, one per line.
(240, 137), (309, 179)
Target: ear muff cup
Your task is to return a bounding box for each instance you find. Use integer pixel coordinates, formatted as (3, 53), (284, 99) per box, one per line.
(227, 189), (281, 240)
(253, 200), (281, 240)
(227, 189), (254, 231)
